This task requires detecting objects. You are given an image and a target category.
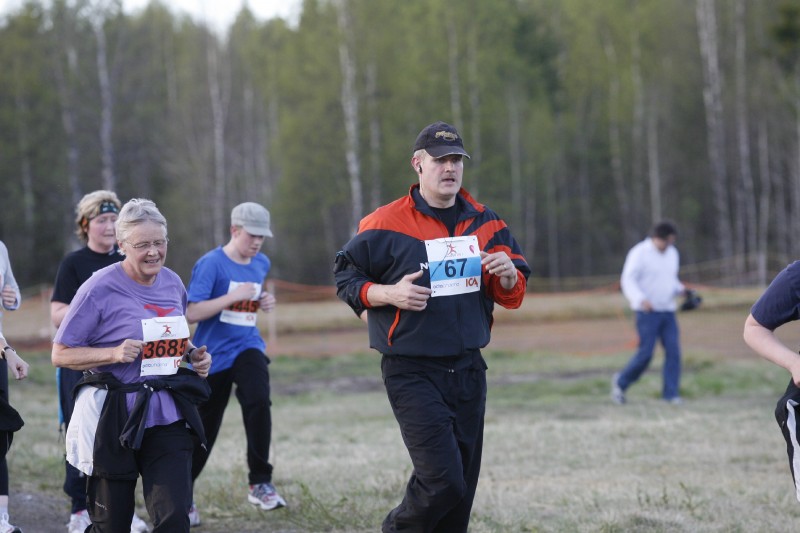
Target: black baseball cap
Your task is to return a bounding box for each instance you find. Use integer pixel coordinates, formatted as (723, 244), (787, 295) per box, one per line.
(413, 121), (471, 159)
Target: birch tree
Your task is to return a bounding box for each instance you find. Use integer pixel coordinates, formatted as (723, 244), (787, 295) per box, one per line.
(90, 13), (116, 191)
(696, 0), (734, 268)
(335, 0), (362, 233)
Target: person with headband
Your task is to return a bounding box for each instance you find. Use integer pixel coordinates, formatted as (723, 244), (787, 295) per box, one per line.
(52, 198), (211, 533)
(50, 191), (150, 533)
(0, 240), (28, 533)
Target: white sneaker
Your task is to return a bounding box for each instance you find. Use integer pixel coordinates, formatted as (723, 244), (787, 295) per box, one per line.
(130, 512), (149, 533)
(610, 373), (626, 405)
(247, 483), (286, 511)
(67, 510), (91, 533)
(187, 503), (201, 527)
(0, 513), (21, 533)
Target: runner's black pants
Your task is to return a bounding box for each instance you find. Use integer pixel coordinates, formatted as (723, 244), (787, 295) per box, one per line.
(191, 348), (274, 485)
(60, 367), (88, 512)
(86, 421), (193, 532)
(381, 352), (487, 533)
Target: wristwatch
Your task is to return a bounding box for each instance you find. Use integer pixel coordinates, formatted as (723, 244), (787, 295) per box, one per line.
(0, 345), (14, 359)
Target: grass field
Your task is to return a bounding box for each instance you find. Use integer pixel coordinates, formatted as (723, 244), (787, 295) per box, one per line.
(4, 287), (800, 532)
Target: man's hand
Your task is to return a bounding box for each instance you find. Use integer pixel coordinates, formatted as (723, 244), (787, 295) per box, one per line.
(187, 345), (212, 378)
(481, 251), (518, 289)
(364, 270), (432, 311)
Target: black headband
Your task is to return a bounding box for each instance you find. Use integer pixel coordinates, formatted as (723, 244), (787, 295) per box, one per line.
(98, 201), (119, 215)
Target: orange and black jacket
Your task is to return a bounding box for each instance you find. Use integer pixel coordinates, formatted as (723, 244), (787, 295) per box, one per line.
(334, 184), (530, 357)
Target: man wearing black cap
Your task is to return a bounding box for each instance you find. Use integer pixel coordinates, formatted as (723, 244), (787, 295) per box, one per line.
(334, 121), (531, 532)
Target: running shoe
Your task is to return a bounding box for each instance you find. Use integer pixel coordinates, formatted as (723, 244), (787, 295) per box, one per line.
(188, 503), (201, 527)
(67, 510), (91, 533)
(610, 373), (626, 405)
(130, 512), (149, 533)
(247, 483), (286, 511)
(0, 513), (21, 533)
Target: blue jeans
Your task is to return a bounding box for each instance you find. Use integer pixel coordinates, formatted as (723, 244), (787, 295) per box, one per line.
(617, 311), (681, 399)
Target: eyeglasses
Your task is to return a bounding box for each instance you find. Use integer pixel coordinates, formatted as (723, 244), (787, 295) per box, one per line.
(125, 238), (168, 250)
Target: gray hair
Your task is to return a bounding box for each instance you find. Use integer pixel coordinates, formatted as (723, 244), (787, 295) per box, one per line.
(115, 198), (168, 244)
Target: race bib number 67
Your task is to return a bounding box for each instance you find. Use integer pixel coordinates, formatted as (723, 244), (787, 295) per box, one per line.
(425, 235), (482, 297)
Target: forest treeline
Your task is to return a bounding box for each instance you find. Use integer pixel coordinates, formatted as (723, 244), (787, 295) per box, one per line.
(2, 0), (800, 291)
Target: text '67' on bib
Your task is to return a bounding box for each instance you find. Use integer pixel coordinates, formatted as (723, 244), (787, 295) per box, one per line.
(140, 315), (190, 377)
(425, 235), (482, 298)
(220, 280), (261, 326)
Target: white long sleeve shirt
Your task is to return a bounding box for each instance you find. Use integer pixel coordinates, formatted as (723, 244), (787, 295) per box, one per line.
(620, 238), (684, 312)
(0, 240), (21, 340)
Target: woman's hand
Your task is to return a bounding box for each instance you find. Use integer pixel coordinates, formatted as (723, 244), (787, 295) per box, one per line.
(187, 345), (212, 378)
(112, 339), (144, 364)
(4, 348), (28, 380)
(1, 285), (17, 308)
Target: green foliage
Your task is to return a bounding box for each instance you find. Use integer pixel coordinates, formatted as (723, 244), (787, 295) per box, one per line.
(0, 0), (796, 287)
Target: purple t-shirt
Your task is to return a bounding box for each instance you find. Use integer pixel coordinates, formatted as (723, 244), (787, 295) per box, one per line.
(54, 263), (189, 428)
(751, 261), (800, 331)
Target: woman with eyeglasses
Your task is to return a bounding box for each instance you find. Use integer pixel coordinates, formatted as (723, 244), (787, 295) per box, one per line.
(52, 198), (212, 532)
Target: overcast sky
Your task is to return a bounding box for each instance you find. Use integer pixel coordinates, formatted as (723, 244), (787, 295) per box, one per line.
(0, 0), (301, 31)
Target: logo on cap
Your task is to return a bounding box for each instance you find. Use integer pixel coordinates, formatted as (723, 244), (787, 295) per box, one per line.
(435, 131), (459, 142)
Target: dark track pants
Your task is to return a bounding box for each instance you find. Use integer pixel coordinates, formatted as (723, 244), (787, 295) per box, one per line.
(60, 367), (88, 512)
(381, 354), (487, 533)
(86, 421), (194, 532)
(191, 349), (273, 485)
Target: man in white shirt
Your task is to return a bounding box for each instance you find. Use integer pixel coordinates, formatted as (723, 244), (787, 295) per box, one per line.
(611, 221), (688, 405)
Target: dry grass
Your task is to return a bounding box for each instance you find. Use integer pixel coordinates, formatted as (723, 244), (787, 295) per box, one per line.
(4, 287), (800, 532)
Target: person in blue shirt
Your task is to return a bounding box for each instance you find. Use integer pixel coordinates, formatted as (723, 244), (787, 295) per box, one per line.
(185, 202), (284, 526)
(744, 260), (800, 503)
(611, 221), (689, 405)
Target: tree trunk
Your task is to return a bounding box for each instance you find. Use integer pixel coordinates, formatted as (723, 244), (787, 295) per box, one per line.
(366, 60), (382, 211)
(13, 91), (34, 245)
(206, 37), (228, 245)
(576, 98), (594, 277)
(734, 0), (758, 279)
(646, 88), (662, 223)
(696, 0), (734, 270)
(756, 113), (771, 285)
(52, 13), (82, 244)
(467, 27), (482, 198)
(336, 0), (362, 233)
(507, 87), (524, 234)
(604, 39), (634, 241)
(93, 18), (116, 192)
(545, 115), (563, 288)
(447, 17), (463, 130)
(630, 23), (647, 232)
